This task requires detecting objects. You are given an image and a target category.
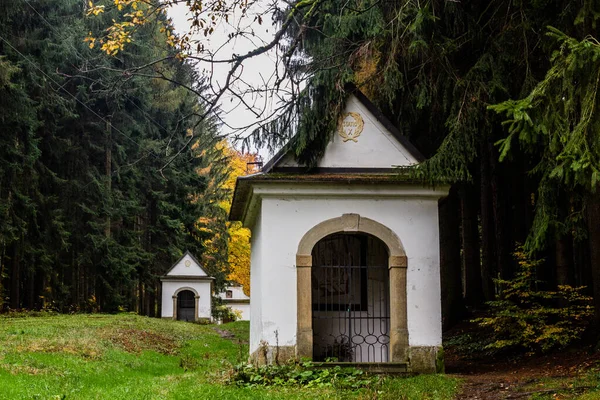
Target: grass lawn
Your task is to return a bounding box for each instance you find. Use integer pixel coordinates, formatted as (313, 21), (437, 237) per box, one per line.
(0, 313), (458, 399)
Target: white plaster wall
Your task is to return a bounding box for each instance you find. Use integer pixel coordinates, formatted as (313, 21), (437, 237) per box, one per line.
(249, 207), (263, 352)
(228, 302), (251, 321)
(218, 286), (250, 301)
(280, 95), (418, 169)
(160, 280), (212, 319)
(218, 286), (251, 322)
(247, 185), (444, 355)
(167, 254), (208, 277)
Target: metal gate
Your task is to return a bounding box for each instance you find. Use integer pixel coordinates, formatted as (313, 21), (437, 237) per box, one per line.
(177, 290), (195, 321)
(311, 233), (390, 362)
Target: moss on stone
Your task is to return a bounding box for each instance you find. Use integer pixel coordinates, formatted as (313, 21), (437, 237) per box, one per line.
(436, 346), (445, 373)
(408, 346), (444, 374)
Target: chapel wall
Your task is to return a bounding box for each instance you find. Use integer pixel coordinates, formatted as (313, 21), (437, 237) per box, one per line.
(160, 280), (212, 319)
(249, 206), (264, 354)
(252, 193), (443, 359)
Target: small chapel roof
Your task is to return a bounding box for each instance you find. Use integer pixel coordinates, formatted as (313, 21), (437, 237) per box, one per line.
(160, 250), (214, 281)
(262, 85), (425, 173)
(229, 86), (431, 223)
(229, 171), (425, 222)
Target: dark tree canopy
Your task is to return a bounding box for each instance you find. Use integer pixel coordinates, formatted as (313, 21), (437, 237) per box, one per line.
(0, 0), (230, 314)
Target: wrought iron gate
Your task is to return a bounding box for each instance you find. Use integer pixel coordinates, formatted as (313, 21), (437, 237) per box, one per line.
(311, 233), (390, 362)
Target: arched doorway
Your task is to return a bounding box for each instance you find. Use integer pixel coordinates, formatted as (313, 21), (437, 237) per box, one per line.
(176, 290), (196, 321)
(296, 214), (408, 363)
(312, 233), (390, 362)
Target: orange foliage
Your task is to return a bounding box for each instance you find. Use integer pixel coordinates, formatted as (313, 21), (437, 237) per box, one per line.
(222, 142), (256, 296)
(227, 222), (251, 295)
(198, 141), (256, 296)
(218, 141), (258, 213)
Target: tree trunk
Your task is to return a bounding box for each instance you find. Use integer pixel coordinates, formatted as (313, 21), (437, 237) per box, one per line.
(556, 192), (573, 288)
(105, 119), (112, 239)
(157, 282), (162, 318)
(586, 193), (600, 325)
(24, 265), (34, 309)
(491, 151), (511, 280)
(130, 282), (137, 313)
(0, 242), (5, 310)
(144, 284), (151, 317)
(439, 188), (465, 329)
(480, 140), (496, 301)
(556, 235), (573, 287)
(138, 278), (144, 315)
(9, 242), (20, 309)
(149, 283), (156, 318)
(460, 184), (484, 306)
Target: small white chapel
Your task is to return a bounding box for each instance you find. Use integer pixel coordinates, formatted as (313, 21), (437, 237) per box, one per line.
(160, 251), (214, 322)
(229, 86), (449, 373)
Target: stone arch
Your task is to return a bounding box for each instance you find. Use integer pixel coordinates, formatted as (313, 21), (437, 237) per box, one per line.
(296, 214), (408, 362)
(172, 286), (200, 321)
(173, 286), (199, 297)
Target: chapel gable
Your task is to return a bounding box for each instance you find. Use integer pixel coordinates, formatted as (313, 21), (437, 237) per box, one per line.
(265, 88), (424, 172)
(164, 251), (208, 277)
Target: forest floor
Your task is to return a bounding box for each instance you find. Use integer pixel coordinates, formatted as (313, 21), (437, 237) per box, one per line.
(444, 321), (600, 399)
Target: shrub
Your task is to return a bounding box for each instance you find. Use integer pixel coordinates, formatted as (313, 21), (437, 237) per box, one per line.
(443, 332), (496, 358)
(474, 246), (593, 353)
(213, 304), (239, 323)
(227, 361), (380, 389)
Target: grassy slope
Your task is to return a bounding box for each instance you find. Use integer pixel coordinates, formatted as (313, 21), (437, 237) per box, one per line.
(0, 314), (457, 399)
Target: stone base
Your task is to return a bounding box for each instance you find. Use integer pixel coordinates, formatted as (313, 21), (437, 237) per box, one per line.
(249, 345), (444, 374)
(250, 345), (296, 365)
(313, 362), (409, 374)
(407, 346), (444, 374)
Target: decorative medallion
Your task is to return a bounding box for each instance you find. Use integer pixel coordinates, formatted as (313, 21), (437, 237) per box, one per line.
(185, 260), (191, 267)
(337, 112), (364, 142)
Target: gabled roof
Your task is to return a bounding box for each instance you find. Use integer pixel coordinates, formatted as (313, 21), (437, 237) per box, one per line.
(262, 85), (425, 173)
(161, 250), (213, 278)
(229, 85), (432, 224)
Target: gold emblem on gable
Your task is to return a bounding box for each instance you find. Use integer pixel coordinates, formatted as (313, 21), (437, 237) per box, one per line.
(338, 112), (364, 142)
(185, 260), (191, 267)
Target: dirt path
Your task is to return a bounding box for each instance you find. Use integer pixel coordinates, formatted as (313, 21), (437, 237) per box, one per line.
(213, 327), (236, 339)
(447, 349), (600, 399)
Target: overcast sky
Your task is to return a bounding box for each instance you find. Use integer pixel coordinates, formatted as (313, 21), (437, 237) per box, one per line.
(168, 3), (283, 159)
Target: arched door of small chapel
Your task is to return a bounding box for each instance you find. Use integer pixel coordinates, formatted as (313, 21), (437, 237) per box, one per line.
(177, 290), (195, 321)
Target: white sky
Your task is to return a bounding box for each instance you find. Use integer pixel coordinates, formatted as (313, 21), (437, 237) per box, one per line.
(169, 3), (284, 160)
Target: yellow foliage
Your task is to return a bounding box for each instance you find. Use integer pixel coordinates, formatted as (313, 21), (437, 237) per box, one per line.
(216, 140), (258, 213)
(218, 141), (256, 296)
(227, 222), (251, 295)
(194, 141), (256, 295)
(85, 0), (174, 56)
(85, 1), (235, 59)
(86, 3), (105, 16)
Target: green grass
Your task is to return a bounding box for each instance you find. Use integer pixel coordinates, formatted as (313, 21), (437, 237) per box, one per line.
(519, 373), (600, 399)
(0, 313), (458, 399)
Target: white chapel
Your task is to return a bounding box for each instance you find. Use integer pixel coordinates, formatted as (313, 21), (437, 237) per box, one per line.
(229, 87), (449, 373)
(160, 251), (213, 322)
